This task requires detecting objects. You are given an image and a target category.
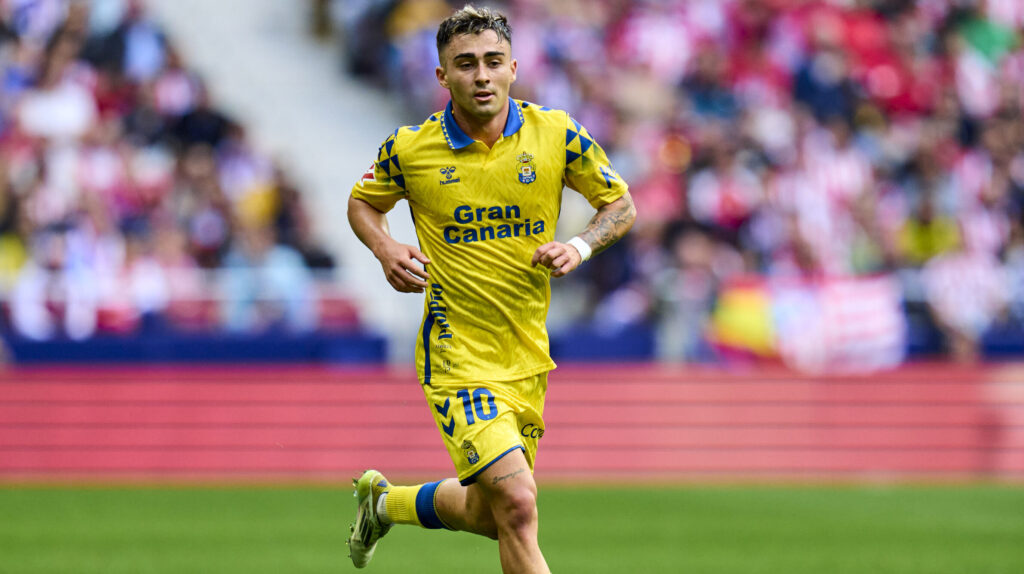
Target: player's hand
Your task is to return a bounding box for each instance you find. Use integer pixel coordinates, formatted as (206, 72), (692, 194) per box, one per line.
(531, 241), (582, 278)
(374, 240), (431, 293)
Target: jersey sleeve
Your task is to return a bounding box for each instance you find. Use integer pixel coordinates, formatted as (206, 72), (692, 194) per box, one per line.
(350, 130), (407, 213)
(562, 114), (628, 208)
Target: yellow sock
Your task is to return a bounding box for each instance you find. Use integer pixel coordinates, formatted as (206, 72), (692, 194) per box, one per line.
(383, 480), (451, 529)
(384, 485), (423, 526)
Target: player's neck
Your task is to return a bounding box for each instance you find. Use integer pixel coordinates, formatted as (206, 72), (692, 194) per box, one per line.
(451, 103), (509, 149)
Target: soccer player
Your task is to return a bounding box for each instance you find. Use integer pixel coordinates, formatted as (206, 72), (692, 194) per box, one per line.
(345, 5), (635, 573)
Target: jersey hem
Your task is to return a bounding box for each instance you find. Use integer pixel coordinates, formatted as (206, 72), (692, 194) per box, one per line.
(417, 361), (556, 386)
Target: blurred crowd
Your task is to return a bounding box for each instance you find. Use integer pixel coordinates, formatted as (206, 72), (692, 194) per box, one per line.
(0, 0), (336, 341)
(332, 0), (1024, 363)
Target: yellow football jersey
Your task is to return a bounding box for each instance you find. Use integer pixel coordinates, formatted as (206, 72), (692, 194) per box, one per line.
(351, 98), (627, 384)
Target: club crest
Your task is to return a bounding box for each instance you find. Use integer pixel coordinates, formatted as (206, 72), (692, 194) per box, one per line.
(516, 152), (536, 184)
(462, 440), (480, 464)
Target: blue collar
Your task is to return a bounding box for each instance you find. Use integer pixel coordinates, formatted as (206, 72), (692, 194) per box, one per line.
(441, 98), (525, 150)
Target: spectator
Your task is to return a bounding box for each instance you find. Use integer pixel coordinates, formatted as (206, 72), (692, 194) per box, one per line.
(652, 224), (742, 362)
(922, 240), (1008, 362)
(170, 82), (232, 149)
(0, 158), (28, 289)
(10, 226), (99, 340)
(219, 223), (318, 334)
(897, 188), (961, 267)
(16, 31), (97, 141)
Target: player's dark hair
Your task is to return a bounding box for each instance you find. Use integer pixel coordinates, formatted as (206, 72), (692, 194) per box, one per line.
(436, 4), (511, 56)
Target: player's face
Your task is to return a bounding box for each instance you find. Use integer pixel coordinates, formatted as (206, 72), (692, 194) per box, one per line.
(436, 30), (517, 124)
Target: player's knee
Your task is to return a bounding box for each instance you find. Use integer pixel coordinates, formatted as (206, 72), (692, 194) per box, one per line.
(492, 486), (538, 534)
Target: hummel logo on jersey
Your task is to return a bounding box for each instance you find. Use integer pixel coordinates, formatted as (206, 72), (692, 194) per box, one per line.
(439, 166), (461, 185)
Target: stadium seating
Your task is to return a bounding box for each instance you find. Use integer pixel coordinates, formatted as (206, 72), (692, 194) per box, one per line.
(0, 0), (387, 362)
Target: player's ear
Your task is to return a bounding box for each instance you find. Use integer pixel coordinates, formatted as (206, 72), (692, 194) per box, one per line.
(509, 58), (517, 84)
(436, 65), (449, 90)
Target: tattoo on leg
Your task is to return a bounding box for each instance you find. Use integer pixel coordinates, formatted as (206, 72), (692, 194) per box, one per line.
(491, 467), (526, 486)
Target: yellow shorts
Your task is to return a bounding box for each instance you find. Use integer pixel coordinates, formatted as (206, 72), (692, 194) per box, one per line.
(422, 372), (548, 485)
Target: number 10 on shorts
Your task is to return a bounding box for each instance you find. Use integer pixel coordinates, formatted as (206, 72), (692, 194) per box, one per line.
(457, 388), (498, 425)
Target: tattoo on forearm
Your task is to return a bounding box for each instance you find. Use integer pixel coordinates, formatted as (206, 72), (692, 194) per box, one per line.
(578, 194), (636, 256)
(492, 468), (527, 486)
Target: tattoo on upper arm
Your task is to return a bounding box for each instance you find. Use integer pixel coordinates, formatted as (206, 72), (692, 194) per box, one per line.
(578, 194), (636, 255)
(491, 467), (527, 486)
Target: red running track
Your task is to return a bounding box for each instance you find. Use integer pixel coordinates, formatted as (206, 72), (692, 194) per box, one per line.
(0, 364), (1022, 481)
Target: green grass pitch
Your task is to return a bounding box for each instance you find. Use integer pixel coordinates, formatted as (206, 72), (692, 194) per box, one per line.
(1, 484), (1022, 573)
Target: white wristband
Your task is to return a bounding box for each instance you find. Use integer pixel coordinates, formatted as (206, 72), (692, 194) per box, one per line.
(567, 236), (592, 262)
